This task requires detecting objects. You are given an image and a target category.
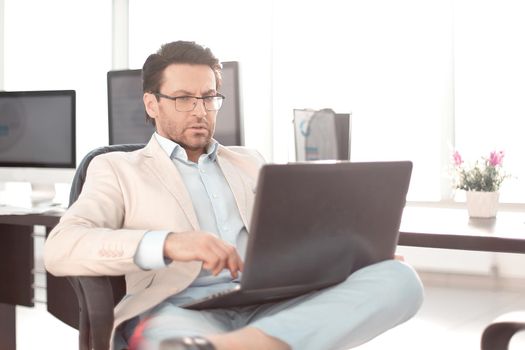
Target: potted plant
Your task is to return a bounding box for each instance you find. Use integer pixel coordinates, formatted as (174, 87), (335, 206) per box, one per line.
(452, 150), (510, 218)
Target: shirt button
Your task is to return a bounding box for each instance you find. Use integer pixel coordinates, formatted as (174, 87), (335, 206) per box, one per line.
(212, 194), (218, 198)
(200, 169), (206, 174)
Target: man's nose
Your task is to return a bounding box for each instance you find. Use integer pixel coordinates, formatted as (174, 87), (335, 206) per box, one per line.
(193, 98), (207, 116)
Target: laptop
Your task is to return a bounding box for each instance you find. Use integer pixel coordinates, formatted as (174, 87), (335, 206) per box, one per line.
(182, 160), (412, 310)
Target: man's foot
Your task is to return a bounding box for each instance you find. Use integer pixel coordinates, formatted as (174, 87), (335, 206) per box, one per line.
(159, 336), (216, 350)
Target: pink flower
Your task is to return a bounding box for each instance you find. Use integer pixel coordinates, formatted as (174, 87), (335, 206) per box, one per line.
(488, 150), (505, 167)
(453, 151), (463, 166)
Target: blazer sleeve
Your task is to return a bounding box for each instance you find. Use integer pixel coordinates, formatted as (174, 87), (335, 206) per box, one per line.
(44, 155), (148, 276)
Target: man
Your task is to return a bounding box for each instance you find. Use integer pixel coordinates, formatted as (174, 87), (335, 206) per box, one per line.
(44, 41), (423, 350)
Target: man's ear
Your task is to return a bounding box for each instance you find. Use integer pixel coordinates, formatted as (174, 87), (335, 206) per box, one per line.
(144, 92), (159, 119)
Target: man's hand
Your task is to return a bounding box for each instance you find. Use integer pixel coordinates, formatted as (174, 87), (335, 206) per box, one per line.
(163, 231), (244, 278)
(394, 254), (405, 261)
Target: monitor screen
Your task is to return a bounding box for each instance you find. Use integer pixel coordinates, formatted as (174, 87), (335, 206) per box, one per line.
(215, 61), (243, 146)
(107, 61), (243, 146)
(0, 90), (76, 168)
(107, 69), (152, 145)
(334, 113), (351, 160)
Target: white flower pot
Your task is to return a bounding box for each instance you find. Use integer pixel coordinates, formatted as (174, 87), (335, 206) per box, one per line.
(466, 191), (499, 218)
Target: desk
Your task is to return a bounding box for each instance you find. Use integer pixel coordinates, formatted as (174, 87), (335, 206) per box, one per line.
(399, 206), (525, 254)
(1, 206), (524, 350)
(0, 213), (60, 350)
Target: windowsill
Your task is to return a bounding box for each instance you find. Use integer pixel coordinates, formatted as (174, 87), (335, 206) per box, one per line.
(406, 200), (525, 212)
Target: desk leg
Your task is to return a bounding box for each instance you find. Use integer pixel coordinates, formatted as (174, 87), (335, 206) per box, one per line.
(0, 303), (15, 350)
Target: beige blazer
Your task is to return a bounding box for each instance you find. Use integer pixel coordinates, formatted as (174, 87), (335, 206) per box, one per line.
(44, 136), (264, 345)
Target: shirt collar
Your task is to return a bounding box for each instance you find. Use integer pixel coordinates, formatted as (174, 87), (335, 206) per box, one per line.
(154, 132), (219, 163)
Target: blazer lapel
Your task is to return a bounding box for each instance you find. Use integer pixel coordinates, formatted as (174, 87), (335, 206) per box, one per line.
(217, 155), (251, 229)
(140, 138), (200, 230)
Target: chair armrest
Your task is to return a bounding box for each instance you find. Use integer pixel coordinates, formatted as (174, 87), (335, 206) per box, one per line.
(69, 276), (116, 350)
(481, 311), (525, 350)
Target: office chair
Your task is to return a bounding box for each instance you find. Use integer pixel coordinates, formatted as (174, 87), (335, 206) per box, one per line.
(481, 311), (525, 350)
(50, 144), (144, 350)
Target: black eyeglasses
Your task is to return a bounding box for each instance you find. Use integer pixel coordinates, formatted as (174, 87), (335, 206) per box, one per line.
(154, 92), (225, 112)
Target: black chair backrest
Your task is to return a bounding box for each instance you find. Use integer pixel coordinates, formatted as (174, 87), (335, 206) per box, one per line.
(46, 144), (145, 350)
(69, 144), (145, 206)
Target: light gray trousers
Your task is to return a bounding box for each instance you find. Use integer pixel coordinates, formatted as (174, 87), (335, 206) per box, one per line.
(124, 260), (424, 350)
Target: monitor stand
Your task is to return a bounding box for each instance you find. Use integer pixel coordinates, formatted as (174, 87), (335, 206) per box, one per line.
(0, 182), (68, 213)
(30, 183), (56, 207)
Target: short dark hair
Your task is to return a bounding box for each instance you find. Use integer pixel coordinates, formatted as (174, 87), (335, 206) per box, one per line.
(142, 41), (222, 125)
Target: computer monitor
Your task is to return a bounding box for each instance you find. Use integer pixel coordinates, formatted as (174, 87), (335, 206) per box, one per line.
(107, 61), (243, 146)
(107, 69), (152, 145)
(215, 61), (243, 146)
(0, 90), (76, 206)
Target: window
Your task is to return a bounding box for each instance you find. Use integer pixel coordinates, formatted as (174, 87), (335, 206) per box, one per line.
(3, 0), (523, 203)
(128, 0), (525, 203)
(454, 0), (525, 203)
(272, 1), (452, 201)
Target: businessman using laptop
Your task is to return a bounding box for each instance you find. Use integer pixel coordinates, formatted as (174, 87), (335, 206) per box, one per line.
(44, 41), (423, 350)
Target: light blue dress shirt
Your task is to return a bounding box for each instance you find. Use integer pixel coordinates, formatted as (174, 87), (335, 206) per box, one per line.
(134, 133), (247, 291)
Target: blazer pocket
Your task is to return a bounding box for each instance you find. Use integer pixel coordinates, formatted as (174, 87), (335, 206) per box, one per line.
(244, 179), (257, 194)
(127, 273), (155, 294)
